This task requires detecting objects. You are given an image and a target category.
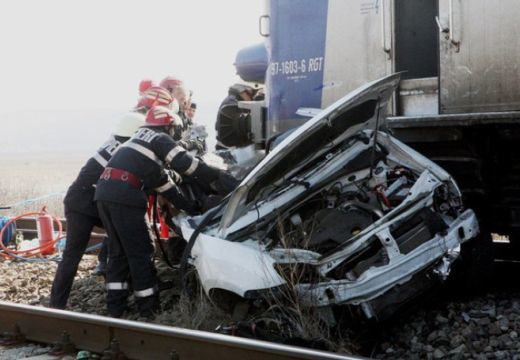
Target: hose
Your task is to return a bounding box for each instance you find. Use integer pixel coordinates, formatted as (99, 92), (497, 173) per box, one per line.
(0, 210), (63, 259)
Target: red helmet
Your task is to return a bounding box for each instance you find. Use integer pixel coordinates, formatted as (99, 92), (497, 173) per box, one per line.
(145, 106), (175, 127)
(137, 86), (173, 108)
(159, 76), (184, 93)
(138, 79), (155, 95)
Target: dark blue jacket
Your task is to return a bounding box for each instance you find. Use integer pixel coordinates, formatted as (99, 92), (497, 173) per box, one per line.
(94, 126), (221, 210)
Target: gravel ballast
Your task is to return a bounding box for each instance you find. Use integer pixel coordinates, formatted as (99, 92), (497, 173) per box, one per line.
(1, 256), (520, 359)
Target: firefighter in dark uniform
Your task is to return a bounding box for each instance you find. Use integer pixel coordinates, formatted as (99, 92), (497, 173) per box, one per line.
(95, 105), (237, 318)
(215, 83), (261, 149)
(49, 87), (174, 309)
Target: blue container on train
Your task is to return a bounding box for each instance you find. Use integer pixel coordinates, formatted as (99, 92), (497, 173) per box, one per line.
(0, 216), (15, 246)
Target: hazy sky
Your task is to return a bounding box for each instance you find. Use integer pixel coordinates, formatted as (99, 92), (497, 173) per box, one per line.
(0, 0), (264, 153)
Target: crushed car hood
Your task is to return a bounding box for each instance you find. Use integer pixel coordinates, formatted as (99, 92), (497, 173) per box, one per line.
(219, 73), (401, 235)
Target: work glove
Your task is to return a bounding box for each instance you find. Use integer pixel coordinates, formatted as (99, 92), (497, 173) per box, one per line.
(167, 169), (183, 185)
(179, 139), (205, 155)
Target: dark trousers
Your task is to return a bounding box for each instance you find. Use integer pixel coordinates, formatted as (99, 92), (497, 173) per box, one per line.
(50, 211), (102, 309)
(97, 200), (159, 317)
(98, 236), (108, 265)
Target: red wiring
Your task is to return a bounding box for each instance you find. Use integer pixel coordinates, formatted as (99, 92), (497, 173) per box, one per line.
(375, 185), (392, 208)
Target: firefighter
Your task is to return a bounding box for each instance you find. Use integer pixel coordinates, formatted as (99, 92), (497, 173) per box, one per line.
(95, 105), (237, 318)
(174, 87), (205, 153)
(160, 76), (187, 130)
(49, 87), (174, 310)
(186, 102), (197, 121)
(215, 82), (260, 149)
(94, 85), (178, 277)
(159, 75), (184, 96)
(159, 76), (204, 150)
(137, 85), (179, 115)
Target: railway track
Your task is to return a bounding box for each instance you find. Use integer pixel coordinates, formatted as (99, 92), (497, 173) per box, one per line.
(0, 301), (361, 360)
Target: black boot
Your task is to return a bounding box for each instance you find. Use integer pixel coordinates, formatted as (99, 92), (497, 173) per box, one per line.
(108, 304), (130, 318)
(137, 295), (161, 319)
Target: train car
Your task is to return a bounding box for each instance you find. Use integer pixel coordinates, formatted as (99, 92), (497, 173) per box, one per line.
(226, 0), (520, 260)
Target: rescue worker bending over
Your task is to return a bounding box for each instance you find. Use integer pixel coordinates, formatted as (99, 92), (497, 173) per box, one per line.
(49, 86), (175, 310)
(93, 86), (178, 276)
(95, 106), (235, 318)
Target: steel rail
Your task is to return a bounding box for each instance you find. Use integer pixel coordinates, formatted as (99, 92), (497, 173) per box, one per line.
(0, 301), (363, 360)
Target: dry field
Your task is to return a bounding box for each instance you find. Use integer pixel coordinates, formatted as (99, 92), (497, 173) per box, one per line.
(0, 152), (88, 218)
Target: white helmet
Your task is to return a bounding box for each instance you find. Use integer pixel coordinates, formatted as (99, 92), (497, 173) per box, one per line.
(229, 80), (260, 96)
(113, 112), (146, 137)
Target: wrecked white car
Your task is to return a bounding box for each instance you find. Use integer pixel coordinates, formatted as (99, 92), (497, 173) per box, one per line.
(177, 73), (479, 321)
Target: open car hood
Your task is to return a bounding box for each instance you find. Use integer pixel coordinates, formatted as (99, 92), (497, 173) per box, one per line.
(218, 73), (401, 235)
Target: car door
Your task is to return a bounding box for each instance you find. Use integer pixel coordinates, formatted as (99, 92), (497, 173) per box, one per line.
(321, 0), (394, 108)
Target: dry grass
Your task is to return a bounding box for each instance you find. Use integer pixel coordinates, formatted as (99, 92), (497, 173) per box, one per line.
(0, 152), (88, 217)
(158, 290), (232, 331)
(274, 225), (329, 339)
(252, 219), (359, 353)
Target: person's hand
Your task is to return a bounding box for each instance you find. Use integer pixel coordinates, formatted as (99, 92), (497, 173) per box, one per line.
(191, 139), (205, 155)
(180, 139), (205, 155)
(167, 170), (182, 184)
